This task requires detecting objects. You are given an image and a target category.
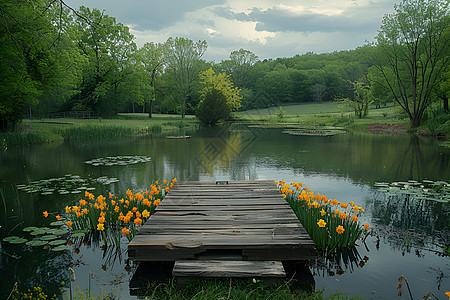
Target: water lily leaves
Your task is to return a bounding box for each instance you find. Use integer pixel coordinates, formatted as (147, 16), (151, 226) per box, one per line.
(23, 226), (39, 232)
(40, 235), (58, 241)
(51, 245), (68, 251)
(51, 229), (69, 235)
(49, 240), (67, 246)
(71, 233), (86, 238)
(9, 238), (28, 244)
(50, 221), (65, 226)
(26, 240), (48, 247)
(3, 236), (20, 242)
(84, 155), (151, 167)
(377, 180), (449, 203)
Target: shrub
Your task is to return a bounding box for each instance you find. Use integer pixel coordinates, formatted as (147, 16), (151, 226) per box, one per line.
(196, 89), (231, 126)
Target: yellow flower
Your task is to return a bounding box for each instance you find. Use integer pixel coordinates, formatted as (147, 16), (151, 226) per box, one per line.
(142, 209), (150, 218)
(43, 211), (49, 218)
(350, 201), (354, 207)
(320, 209), (326, 216)
(97, 223), (104, 231)
(351, 215), (358, 222)
(172, 178), (177, 183)
(65, 206), (71, 213)
(66, 221), (72, 227)
(317, 219), (326, 228)
(336, 225), (345, 234)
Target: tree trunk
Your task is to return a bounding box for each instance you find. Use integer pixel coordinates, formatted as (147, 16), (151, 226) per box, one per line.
(148, 100), (153, 118)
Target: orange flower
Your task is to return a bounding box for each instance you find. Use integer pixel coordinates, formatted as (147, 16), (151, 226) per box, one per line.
(165, 187), (170, 193)
(43, 211), (49, 218)
(170, 183), (173, 188)
(154, 199), (161, 206)
(320, 209), (326, 216)
(172, 178), (177, 183)
(76, 212), (82, 218)
(155, 181), (158, 185)
(97, 223), (104, 231)
(339, 212), (347, 220)
(331, 199), (338, 206)
(114, 205), (119, 213)
(109, 192), (113, 199)
(334, 209), (340, 215)
(364, 223), (369, 230)
(163, 180), (167, 184)
(111, 200), (116, 206)
(351, 215), (358, 222)
(56, 215), (61, 220)
(132, 207), (137, 213)
(353, 205), (360, 212)
(444, 291), (450, 299)
(317, 219), (326, 227)
(66, 221), (72, 227)
(135, 211), (141, 218)
(336, 225), (345, 234)
(304, 186), (310, 192)
(134, 217), (142, 225)
(79, 199), (87, 206)
(65, 206), (71, 213)
(82, 208), (88, 215)
(340, 202), (348, 209)
(350, 201), (354, 207)
(85, 191), (90, 197)
(98, 216), (105, 223)
(121, 227), (130, 235)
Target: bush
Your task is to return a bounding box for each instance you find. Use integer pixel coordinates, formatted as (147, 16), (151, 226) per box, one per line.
(196, 89), (231, 126)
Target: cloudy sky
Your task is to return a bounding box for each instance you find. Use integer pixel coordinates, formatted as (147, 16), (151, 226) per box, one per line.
(65, 0), (398, 62)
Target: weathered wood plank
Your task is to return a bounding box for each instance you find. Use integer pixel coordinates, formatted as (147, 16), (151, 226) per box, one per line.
(128, 180), (316, 263)
(173, 260), (285, 278)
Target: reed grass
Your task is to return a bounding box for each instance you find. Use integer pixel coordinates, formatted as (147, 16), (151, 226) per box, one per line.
(0, 130), (63, 146)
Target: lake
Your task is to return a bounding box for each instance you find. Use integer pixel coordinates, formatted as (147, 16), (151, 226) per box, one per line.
(1, 124), (449, 299)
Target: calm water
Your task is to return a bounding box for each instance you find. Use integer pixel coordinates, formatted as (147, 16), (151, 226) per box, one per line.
(1, 125), (449, 299)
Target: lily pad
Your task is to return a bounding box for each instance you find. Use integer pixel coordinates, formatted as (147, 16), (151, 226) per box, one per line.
(49, 240), (67, 246)
(23, 226), (39, 232)
(26, 240), (48, 247)
(9, 238), (28, 244)
(50, 221), (65, 226)
(51, 245), (68, 251)
(3, 236), (20, 242)
(30, 230), (46, 236)
(51, 229), (69, 235)
(71, 233), (86, 238)
(40, 235), (58, 241)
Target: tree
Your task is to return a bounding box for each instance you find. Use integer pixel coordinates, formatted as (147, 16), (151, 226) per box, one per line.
(198, 68), (242, 111)
(196, 89), (231, 126)
(139, 42), (166, 118)
(372, 0), (449, 127)
(339, 81), (373, 118)
(165, 37), (207, 118)
(220, 49), (258, 87)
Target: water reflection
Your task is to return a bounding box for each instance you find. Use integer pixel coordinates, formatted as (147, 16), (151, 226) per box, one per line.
(311, 246), (370, 277)
(369, 192), (449, 257)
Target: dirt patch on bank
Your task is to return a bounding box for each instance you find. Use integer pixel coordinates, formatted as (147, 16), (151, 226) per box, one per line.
(366, 123), (409, 135)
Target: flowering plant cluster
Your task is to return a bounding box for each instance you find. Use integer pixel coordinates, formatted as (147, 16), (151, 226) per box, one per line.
(277, 180), (369, 252)
(43, 179), (176, 244)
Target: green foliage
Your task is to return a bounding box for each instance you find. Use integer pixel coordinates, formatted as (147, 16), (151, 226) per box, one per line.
(338, 81), (373, 118)
(60, 125), (134, 140)
(277, 107), (286, 119)
(372, 0), (449, 127)
(199, 68), (242, 110)
(196, 89), (231, 126)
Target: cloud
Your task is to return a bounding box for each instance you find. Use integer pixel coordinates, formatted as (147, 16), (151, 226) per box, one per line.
(66, 0), (226, 30)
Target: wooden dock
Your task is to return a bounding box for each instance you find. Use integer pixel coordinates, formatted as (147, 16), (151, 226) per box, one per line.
(128, 180), (316, 262)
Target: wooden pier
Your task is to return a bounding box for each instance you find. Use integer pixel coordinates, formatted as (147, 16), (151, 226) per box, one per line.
(128, 180), (316, 285)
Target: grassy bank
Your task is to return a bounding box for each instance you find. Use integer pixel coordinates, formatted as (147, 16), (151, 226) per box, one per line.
(0, 114), (198, 147)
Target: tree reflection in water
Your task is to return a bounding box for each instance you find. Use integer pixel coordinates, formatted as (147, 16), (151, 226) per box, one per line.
(370, 192), (449, 257)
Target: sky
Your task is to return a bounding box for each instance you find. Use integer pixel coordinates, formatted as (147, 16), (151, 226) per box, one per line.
(65, 0), (398, 62)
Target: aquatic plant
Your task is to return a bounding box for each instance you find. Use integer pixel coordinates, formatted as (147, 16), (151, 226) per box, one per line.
(374, 180), (449, 203)
(277, 180), (369, 252)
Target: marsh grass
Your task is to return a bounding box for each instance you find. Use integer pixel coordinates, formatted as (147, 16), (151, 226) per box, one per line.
(60, 125), (135, 140)
(139, 278), (358, 300)
(0, 129), (63, 146)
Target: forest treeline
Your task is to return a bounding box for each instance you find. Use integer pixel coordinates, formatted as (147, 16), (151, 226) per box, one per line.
(1, 0), (448, 130)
